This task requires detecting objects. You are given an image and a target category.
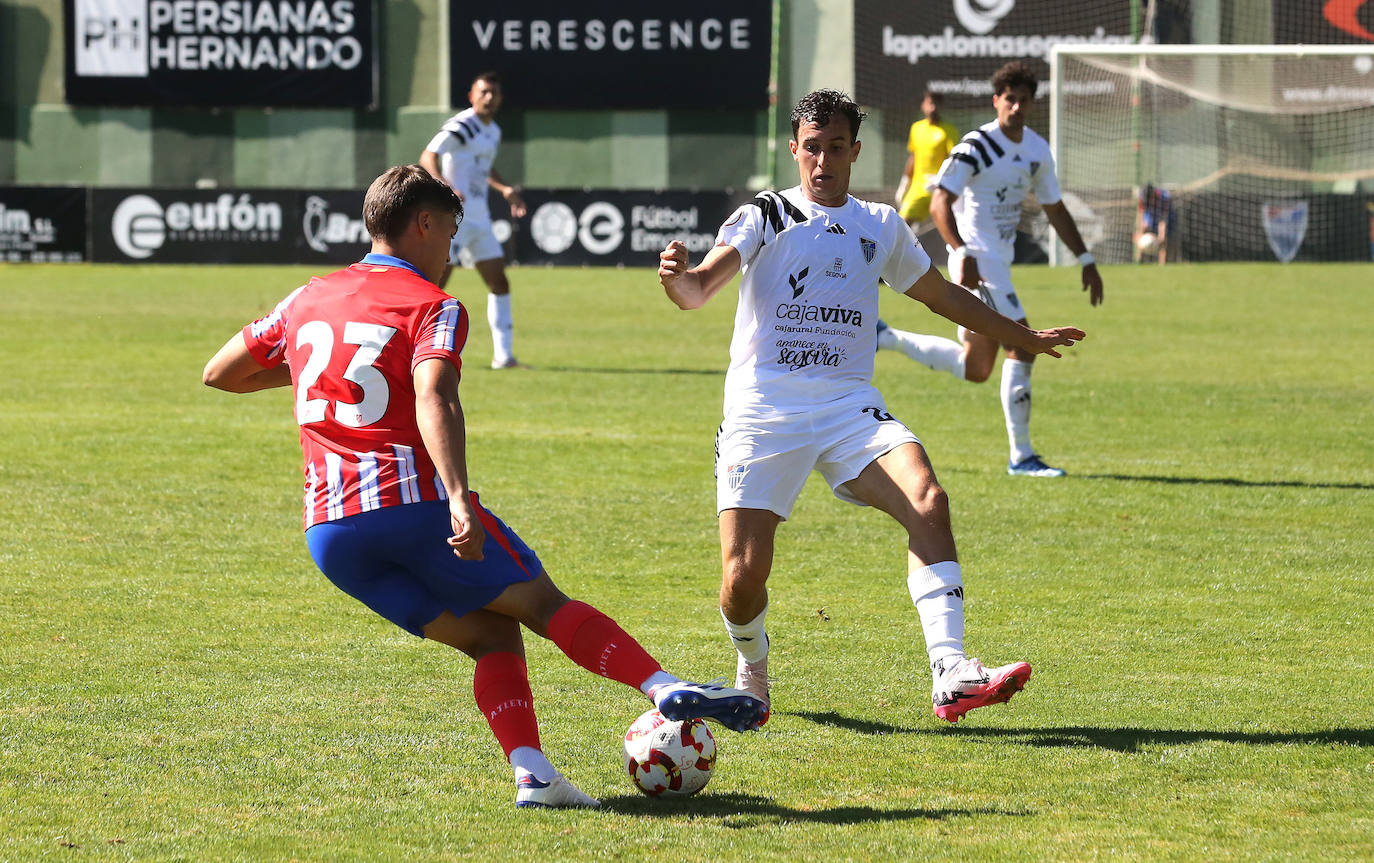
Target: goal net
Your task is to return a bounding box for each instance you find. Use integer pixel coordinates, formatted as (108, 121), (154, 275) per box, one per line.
(1046, 44), (1374, 264)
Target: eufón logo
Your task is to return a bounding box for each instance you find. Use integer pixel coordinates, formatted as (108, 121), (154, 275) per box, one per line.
(111, 194), (165, 258)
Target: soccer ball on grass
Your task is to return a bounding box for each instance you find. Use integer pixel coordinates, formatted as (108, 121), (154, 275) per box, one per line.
(623, 708), (716, 797)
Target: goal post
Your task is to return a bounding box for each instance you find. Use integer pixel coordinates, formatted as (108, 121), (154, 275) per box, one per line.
(1047, 43), (1374, 264)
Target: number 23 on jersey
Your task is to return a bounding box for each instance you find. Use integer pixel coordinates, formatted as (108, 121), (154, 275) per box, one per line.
(294, 320), (398, 428)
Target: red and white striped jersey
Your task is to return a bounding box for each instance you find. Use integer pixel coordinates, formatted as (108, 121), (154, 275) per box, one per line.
(242, 256), (469, 529)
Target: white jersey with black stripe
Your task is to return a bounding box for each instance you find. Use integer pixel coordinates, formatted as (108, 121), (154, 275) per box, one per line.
(714, 186), (931, 419)
(425, 108), (502, 219)
(932, 121), (1061, 264)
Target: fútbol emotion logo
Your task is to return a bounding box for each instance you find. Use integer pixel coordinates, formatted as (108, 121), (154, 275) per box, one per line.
(530, 201), (578, 254)
(530, 200), (625, 256)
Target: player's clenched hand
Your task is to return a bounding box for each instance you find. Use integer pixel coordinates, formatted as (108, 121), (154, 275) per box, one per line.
(447, 496), (485, 560)
(1024, 326), (1086, 359)
(658, 241), (689, 288)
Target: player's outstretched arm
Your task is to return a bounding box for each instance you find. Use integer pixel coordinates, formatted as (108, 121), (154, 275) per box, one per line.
(1043, 200), (1104, 306)
(905, 268), (1085, 359)
(202, 332), (292, 393)
(414, 358), (485, 560)
(659, 240), (741, 310)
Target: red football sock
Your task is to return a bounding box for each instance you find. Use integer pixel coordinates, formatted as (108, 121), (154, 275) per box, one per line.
(472, 652), (540, 759)
(547, 600), (663, 689)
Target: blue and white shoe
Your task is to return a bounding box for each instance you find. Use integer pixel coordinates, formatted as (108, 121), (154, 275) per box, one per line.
(515, 772), (600, 809)
(654, 680), (768, 732)
(1007, 455), (1066, 477)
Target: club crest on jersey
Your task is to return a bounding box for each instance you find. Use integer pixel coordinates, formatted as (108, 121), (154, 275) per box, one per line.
(1262, 200), (1308, 263)
(1030, 161), (1041, 174)
(859, 237), (876, 264)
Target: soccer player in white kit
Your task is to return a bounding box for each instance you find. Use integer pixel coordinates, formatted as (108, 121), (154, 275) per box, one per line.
(420, 71), (529, 369)
(658, 89), (1087, 723)
(876, 61), (1104, 477)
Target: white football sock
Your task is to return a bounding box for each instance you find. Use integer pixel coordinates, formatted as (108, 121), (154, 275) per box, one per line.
(1001, 358), (1035, 464)
(879, 325), (966, 380)
(488, 293), (514, 364)
(721, 605), (769, 664)
(510, 746), (556, 783)
(640, 670), (678, 698)
(908, 561), (966, 670)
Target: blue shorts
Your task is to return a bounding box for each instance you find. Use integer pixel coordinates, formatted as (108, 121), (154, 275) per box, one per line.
(304, 495), (541, 637)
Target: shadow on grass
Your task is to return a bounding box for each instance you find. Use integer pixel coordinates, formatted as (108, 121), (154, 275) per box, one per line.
(791, 711), (1374, 753)
(527, 365), (722, 376)
(1078, 472), (1374, 491)
(597, 791), (1027, 823)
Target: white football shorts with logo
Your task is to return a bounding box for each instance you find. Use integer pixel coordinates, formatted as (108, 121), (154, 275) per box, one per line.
(949, 253), (1025, 322)
(715, 391), (920, 519)
(447, 210), (505, 267)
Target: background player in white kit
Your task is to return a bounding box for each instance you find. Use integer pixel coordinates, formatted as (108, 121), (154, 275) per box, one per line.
(876, 61), (1104, 477)
(421, 71), (529, 369)
(658, 89), (1086, 723)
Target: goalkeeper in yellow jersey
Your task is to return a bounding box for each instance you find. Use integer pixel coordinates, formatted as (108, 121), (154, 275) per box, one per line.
(895, 90), (959, 237)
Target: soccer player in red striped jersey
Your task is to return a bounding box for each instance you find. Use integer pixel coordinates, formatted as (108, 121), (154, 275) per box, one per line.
(204, 165), (765, 809)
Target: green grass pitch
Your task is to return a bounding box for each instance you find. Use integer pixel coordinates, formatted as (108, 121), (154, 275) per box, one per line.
(2, 260), (1371, 860)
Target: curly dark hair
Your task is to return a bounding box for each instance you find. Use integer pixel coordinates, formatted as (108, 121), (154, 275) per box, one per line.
(790, 89), (866, 142)
(363, 165), (464, 242)
(992, 61), (1039, 98)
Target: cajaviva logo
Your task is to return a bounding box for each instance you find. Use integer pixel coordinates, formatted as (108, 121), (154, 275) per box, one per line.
(1324, 0), (1374, 41)
(954, 0), (1016, 35)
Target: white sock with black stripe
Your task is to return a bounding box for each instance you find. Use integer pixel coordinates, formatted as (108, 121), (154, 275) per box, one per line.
(908, 561), (966, 671)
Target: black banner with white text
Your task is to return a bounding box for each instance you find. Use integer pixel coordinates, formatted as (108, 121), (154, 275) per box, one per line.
(854, 0), (1134, 112)
(63, 0), (378, 107)
(80, 187), (741, 266)
(449, 1), (771, 109)
(0, 187), (88, 262)
(11, 186), (1370, 265)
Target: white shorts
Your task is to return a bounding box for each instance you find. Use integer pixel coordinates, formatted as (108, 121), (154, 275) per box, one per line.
(715, 395), (920, 519)
(951, 253), (1025, 322)
(448, 212), (504, 267)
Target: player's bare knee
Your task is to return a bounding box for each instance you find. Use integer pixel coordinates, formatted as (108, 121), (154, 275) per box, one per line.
(963, 361), (994, 383)
(909, 481), (951, 526)
(722, 552), (770, 595)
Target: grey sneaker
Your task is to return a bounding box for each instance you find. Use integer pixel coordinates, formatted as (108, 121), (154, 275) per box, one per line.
(515, 772), (600, 809)
(1007, 455), (1066, 477)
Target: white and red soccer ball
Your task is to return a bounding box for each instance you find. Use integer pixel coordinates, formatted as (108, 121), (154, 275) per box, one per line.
(1136, 232), (1160, 254)
(623, 708), (716, 797)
